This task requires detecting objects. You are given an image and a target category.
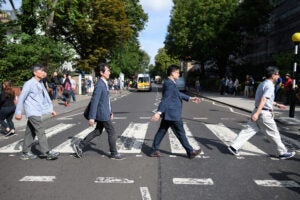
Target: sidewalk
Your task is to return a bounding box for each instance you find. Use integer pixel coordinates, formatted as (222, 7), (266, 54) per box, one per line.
(189, 90), (300, 133)
(12, 90), (130, 130)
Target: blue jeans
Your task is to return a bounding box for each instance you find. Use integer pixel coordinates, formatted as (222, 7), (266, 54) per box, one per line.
(0, 106), (16, 133)
(151, 119), (194, 155)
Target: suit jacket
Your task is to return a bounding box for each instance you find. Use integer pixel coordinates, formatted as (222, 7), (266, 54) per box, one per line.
(88, 78), (111, 121)
(157, 78), (190, 121)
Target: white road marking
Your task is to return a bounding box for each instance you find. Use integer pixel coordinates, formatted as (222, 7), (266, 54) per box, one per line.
(173, 178), (214, 185)
(94, 177), (134, 183)
(254, 180), (300, 187)
(117, 122), (149, 153)
(140, 187), (152, 200)
(140, 117), (151, 119)
(205, 123), (267, 156)
(53, 126), (95, 153)
(168, 123), (203, 156)
(57, 112), (82, 120)
(193, 117), (208, 120)
(113, 117), (127, 120)
(19, 176), (56, 182)
(0, 123), (75, 153)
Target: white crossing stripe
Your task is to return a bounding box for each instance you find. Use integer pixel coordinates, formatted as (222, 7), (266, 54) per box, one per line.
(254, 180), (300, 187)
(168, 123), (203, 155)
(94, 177), (134, 183)
(205, 123), (267, 156)
(140, 187), (152, 200)
(173, 178), (214, 185)
(117, 123), (149, 153)
(0, 123), (75, 153)
(19, 176), (56, 182)
(53, 126), (95, 153)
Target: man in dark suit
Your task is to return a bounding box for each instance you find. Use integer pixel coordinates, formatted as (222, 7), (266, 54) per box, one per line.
(73, 63), (125, 160)
(150, 65), (201, 158)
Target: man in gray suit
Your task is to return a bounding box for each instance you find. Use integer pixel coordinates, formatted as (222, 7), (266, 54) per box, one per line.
(150, 65), (201, 158)
(73, 63), (125, 160)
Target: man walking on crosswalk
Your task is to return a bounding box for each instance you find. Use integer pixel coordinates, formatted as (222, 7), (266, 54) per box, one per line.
(150, 65), (201, 158)
(228, 66), (295, 160)
(15, 64), (59, 160)
(73, 63), (125, 160)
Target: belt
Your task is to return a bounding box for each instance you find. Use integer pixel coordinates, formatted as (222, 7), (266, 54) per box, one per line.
(256, 107), (273, 112)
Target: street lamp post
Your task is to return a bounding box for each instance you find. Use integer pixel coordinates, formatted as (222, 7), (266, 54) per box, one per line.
(289, 32), (300, 117)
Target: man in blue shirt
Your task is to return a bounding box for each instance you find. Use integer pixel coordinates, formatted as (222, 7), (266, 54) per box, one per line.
(15, 64), (59, 160)
(228, 66), (295, 160)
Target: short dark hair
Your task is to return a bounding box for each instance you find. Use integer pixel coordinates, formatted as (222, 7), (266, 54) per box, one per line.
(265, 66), (279, 78)
(32, 64), (45, 76)
(96, 63), (109, 76)
(167, 65), (180, 76)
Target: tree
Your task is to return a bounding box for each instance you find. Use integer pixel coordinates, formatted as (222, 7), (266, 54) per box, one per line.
(154, 48), (180, 78)
(50, 0), (132, 72)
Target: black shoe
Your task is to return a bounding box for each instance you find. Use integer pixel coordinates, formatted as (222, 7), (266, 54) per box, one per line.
(188, 149), (201, 159)
(110, 153), (126, 160)
(150, 151), (161, 157)
(73, 143), (83, 158)
(40, 150), (59, 160)
(228, 146), (240, 156)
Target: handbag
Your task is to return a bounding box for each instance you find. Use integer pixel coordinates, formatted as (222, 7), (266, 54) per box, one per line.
(83, 102), (91, 120)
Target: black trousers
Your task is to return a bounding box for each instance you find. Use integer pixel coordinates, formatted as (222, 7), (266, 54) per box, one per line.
(80, 120), (118, 155)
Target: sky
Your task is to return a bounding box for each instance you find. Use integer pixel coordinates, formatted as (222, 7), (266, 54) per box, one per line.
(138, 0), (173, 65)
(1, 0), (173, 65)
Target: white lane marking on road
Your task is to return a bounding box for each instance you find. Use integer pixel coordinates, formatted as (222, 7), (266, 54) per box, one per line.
(0, 123), (75, 153)
(113, 117), (127, 120)
(53, 126), (95, 153)
(94, 177), (134, 183)
(173, 178), (214, 185)
(140, 187), (152, 200)
(117, 123), (149, 153)
(140, 117), (151, 119)
(254, 180), (300, 187)
(193, 117), (208, 120)
(205, 123), (267, 156)
(57, 112), (82, 120)
(19, 176), (56, 182)
(168, 123), (203, 156)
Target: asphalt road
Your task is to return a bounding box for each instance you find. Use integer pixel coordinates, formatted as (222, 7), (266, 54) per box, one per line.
(0, 85), (299, 200)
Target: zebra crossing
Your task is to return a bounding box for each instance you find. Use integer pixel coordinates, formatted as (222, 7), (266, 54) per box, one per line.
(0, 121), (299, 158)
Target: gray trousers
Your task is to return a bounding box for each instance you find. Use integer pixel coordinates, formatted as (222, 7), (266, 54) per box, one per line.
(231, 110), (287, 155)
(80, 120), (118, 155)
(22, 116), (49, 154)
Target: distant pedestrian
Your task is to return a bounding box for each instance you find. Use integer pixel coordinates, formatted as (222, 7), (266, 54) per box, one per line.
(0, 81), (16, 136)
(73, 63), (125, 160)
(233, 77), (239, 96)
(195, 78), (201, 94)
(284, 73), (292, 105)
(150, 65), (201, 158)
(50, 71), (59, 100)
(62, 75), (72, 107)
(244, 75), (250, 97)
(68, 74), (77, 102)
(220, 77), (226, 95)
(274, 75), (282, 101)
(15, 64), (59, 160)
(228, 66), (295, 160)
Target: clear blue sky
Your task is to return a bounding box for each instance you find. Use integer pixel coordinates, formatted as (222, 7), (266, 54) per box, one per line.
(1, 0), (173, 65)
(139, 0), (173, 65)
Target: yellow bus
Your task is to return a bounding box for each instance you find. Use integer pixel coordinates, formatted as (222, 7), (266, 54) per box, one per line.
(137, 74), (151, 91)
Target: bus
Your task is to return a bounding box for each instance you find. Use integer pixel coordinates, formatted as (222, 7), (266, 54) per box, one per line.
(137, 73), (151, 91)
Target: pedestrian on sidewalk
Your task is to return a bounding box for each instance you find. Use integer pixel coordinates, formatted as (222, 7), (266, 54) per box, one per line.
(73, 63), (125, 160)
(15, 64), (59, 160)
(150, 65), (201, 159)
(0, 80), (17, 136)
(228, 66), (295, 160)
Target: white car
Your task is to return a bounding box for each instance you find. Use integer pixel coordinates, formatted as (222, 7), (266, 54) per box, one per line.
(176, 77), (186, 91)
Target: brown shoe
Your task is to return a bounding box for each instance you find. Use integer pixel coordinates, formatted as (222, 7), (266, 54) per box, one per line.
(150, 151), (161, 157)
(188, 149), (201, 159)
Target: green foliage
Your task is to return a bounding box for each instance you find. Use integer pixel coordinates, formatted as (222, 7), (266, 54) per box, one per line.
(0, 33), (74, 85)
(153, 48), (180, 78)
(50, 0), (132, 72)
